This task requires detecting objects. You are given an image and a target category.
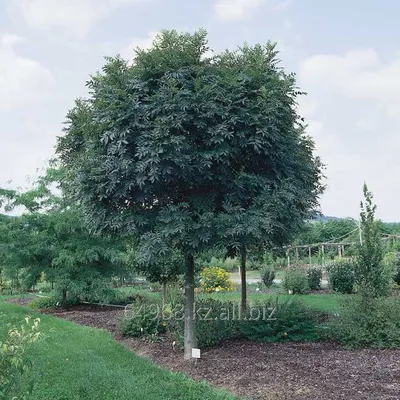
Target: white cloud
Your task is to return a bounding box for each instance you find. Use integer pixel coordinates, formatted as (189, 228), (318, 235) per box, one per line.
(121, 31), (159, 60)
(213, 0), (267, 22)
(213, 0), (289, 22)
(300, 49), (400, 119)
(11, 0), (147, 36)
(0, 34), (54, 110)
(298, 48), (400, 220)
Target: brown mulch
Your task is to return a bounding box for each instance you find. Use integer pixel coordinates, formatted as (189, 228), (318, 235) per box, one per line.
(33, 304), (400, 400)
(7, 297), (32, 306)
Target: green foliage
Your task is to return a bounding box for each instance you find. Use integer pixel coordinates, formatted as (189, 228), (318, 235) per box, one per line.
(167, 299), (238, 349)
(324, 296), (400, 348)
(203, 257), (239, 272)
(307, 267), (322, 290)
(0, 315), (42, 399)
(246, 260), (264, 270)
(28, 297), (61, 310)
(0, 172), (127, 305)
(260, 266), (275, 288)
(120, 306), (167, 338)
(294, 218), (358, 247)
(327, 260), (355, 294)
(57, 29), (323, 253)
(238, 299), (324, 342)
(56, 29), (324, 358)
(194, 299), (238, 347)
(283, 268), (309, 294)
(393, 253), (400, 285)
(200, 267), (236, 293)
(129, 246), (183, 287)
(356, 184), (388, 298)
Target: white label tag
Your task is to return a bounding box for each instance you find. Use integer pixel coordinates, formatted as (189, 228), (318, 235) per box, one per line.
(191, 348), (201, 359)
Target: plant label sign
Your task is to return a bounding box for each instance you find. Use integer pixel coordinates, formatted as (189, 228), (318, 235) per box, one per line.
(192, 348), (201, 359)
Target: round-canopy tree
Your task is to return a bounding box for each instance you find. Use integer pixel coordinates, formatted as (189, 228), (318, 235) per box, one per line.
(57, 29), (323, 359)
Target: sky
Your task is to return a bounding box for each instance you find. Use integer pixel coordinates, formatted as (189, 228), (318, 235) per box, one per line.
(1, 0), (400, 221)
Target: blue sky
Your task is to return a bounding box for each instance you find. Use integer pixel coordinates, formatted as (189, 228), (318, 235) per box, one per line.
(1, 0), (399, 220)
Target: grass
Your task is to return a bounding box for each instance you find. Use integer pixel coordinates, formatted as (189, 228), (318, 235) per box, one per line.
(0, 300), (237, 400)
(229, 270), (261, 281)
(114, 285), (341, 313)
(114, 283), (341, 313)
(200, 291), (341, 313)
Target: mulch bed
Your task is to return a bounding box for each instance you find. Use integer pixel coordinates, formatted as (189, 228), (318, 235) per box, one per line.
(21, 303), (400, 400)
(7, 297), (32, 306)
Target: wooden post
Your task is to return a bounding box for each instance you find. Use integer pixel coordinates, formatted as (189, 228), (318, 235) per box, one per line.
(295, 247), (299, 264)
(338, 245), (342, 258)
(308, 246), (312, 266)
(287, 249), (291, 267)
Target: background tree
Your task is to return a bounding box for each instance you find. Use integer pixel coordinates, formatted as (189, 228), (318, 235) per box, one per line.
(294, 218), (358, 246)
(129, 245), (183, 306)
(57, 29), (323, 358)
(356, 184), (388, 299)
(0, 169), (126, 305)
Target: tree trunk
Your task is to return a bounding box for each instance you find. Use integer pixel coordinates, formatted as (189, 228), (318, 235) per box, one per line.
(162, 281), (167, 308)
(184, 254), (197, 360)
(240, 245), (247, 314)
(61, 289), (67, 308)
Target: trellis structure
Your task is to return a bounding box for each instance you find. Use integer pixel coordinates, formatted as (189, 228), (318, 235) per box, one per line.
(284, 242), (355, 267)
(282, 233), (400, 267)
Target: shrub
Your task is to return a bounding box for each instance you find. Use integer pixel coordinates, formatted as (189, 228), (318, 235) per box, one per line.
(392, 253), (400, 285)
(28, 296), (61, 309)
(323, 296), (400, 348)
(39, 285), (52, 294)
(28, 295), (80, 309)
(260, 266), (275, 288)
(283, 268), (309, 294)
(0, 315), (42, 399)
(239, 299), (324, 342)
(200, 267), (236, 293)
(394, 266), (400, 286)
(307, 267), (322, 290)
(201, 256), (239, 272)
(105, 290), (147, 306)
(247, 260), (263, 270)
(121, 298), (238, 348)
(168, 299), (238, 348)
(120, 304), (167, 337)
(0, 281), (13, 295)
(327, 261), (355, 294)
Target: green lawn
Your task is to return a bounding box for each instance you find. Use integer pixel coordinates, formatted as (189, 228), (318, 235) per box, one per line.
(0, 300), (237, 400)
(116, 286), (341, 313)
(228, 270), (260, 281)
(201, 292), (341, 313)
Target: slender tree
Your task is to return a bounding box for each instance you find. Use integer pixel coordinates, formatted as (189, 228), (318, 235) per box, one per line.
(356, 184), (388, 299)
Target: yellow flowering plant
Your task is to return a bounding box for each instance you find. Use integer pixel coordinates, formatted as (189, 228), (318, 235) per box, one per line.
(200, 267), (236, 293)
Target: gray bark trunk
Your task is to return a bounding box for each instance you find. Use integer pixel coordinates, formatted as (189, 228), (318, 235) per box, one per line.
(240, 245), (247, 314)
(162, 281), (167, 308)
(184, 254), (197, 360)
